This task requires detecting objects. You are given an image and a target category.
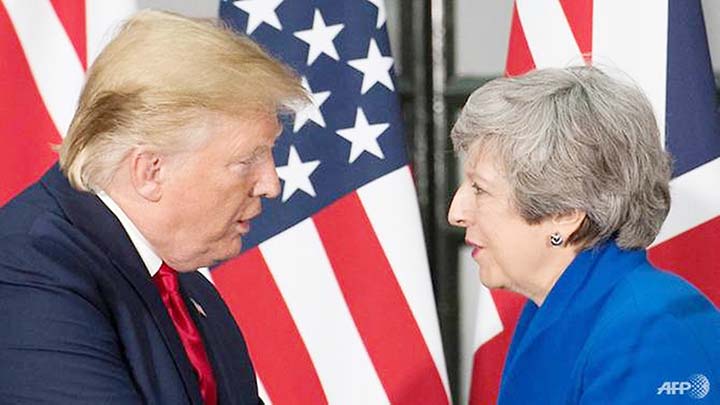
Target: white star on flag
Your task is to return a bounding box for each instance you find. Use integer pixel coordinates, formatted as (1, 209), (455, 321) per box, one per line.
(347, 39), (394, 94)
(294, 77), (331, 132)
(276, 145), (321, 202)
(336, 108), (389, 163)
(293, 9), (345, 66)
(366, 0), (387, 28)
(233, 0), (283, 35)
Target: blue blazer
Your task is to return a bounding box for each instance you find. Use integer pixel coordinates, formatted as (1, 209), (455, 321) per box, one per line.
(498, 240), (720, 404)
(0, 165), (262, 404)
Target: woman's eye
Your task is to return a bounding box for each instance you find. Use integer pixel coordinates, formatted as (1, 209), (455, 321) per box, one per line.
(471, 182), (486, 196)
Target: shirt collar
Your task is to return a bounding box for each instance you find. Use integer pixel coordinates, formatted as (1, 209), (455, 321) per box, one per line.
(96, 191), (162, 277)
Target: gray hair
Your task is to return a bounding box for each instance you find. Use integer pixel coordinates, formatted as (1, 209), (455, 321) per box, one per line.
(451, 66), (671, 249)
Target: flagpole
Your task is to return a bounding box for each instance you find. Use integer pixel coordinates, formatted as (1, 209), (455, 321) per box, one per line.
(430, 0), (459, 401)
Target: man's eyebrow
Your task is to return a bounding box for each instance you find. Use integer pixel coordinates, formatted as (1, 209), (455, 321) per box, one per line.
(234, 145), (270, 161)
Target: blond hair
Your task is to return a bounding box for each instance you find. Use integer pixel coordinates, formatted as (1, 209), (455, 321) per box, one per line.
(58, 10), (307, 191)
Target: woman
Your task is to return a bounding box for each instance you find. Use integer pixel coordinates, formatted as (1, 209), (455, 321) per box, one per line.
(448, 66), (719, 404)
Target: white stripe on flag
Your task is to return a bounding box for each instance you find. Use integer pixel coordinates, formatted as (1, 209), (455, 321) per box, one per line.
(473, 283), (503, 348)
(357, 165), (451, 398)
(259, 219), (390, 404)
(593, 0), (669, 144)
(3, 0), (85, 138)
(652, 157), (720, 246)
(256, 375), (272, 405)
(86, 0), (137, 66)
(515, 0), (583, 69)
(457, 245), (503, 405)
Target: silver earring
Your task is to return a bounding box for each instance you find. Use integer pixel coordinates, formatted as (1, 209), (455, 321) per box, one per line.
(550, 232), (564, 247)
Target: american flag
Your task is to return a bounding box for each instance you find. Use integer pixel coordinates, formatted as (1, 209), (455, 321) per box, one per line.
(212, 1), (449, 404)
(0, 1), (450, 403)
(0, 1), (136, 204)
(466, 0), (720, 403)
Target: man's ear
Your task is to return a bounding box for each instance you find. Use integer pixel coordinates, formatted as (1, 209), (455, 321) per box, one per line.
(129, 148), (164, 202)
(551, 210), (587, 237)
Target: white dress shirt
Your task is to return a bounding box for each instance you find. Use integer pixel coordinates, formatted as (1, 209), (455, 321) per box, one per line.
(96, 191), (162, 277)
(96, 191), (213, 281)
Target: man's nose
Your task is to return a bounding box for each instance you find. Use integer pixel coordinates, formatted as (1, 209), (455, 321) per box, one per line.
(254, 160), (281, 199)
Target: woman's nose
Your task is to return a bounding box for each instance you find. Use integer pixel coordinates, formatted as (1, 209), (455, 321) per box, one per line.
(447, 188), (467, 227)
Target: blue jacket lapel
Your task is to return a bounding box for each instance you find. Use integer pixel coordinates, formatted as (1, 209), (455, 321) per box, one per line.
(502, 242), (646, 380)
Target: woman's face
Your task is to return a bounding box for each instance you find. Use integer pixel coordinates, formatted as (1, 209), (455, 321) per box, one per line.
(448, 149), (561, 297)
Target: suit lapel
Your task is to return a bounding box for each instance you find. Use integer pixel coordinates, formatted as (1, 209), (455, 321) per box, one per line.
(41, 166), (203, 405)
(180, 271), (265, 405)
(181, 272), (251, 405)
(182, 288), (233, 405)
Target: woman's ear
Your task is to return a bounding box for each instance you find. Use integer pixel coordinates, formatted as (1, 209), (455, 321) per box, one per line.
(551, 210), (587, 238)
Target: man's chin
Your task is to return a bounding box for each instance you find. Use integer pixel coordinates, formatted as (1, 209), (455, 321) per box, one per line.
(213, 241), (244, 264)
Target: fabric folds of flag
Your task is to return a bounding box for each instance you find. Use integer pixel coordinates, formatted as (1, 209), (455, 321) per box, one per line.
(214, 1), (450, 404)
(466, 0), (720, 403)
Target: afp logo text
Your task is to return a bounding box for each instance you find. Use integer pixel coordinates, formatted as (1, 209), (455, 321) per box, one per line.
(657, 374), (710, 399)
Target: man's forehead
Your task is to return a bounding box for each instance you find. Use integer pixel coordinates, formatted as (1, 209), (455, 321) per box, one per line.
(216, 110), (280, 133)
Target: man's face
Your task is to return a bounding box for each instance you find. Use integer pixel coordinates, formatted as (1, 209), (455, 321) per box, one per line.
(155, 112), (281, 271)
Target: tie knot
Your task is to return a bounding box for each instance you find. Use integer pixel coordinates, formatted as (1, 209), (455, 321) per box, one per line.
(155, 262), (180, 293)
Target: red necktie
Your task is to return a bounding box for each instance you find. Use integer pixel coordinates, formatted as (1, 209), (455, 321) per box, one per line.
(154, 263), (218, 405)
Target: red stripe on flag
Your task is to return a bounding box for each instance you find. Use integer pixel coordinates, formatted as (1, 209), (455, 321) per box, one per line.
(49, 0), (87, 69)
(505, 5), (535, 77)
(559, 0), (593, 60)
(314, 192), (448, 404)
(213, 248), (328, 404)
(649, 216), (720, 306)
(469, 290), (525, 405)
(0, 2), (61, 205)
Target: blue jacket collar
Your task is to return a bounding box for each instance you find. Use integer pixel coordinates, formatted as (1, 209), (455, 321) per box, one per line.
(503, 240), (647, 376)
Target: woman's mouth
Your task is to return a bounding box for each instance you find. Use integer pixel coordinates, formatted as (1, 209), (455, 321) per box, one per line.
(466, 240), (484, 257)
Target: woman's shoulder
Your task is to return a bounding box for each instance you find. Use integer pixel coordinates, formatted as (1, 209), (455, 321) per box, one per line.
(591, 260), (719, 348)
(573, 264), (719, 402)
(609, 262), (717, 320)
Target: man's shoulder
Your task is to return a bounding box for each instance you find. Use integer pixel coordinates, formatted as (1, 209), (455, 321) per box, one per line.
(0, 180), (115, 294)
(0, 177), (60, 234)
(1, 182), (79, 258)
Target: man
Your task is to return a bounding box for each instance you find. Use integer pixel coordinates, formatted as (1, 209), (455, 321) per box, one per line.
(0, 10), (306, 404)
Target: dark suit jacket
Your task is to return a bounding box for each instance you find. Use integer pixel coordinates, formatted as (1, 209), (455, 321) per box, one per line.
(0, 165), (262, 404)
(498, 240), (720, 404)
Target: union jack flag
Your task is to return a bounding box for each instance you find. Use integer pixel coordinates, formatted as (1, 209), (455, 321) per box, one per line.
(466, 0), (720, 403)
(213, 1), (449, 403)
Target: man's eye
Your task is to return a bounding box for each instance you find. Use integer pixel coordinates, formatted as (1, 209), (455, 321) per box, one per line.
(238, 152), (263, 166)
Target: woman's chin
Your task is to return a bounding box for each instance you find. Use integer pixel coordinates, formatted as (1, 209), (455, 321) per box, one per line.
(478, 266), (507, 290)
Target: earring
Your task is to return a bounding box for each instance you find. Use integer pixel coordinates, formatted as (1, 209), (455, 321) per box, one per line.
(549, 232), (564, 247)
